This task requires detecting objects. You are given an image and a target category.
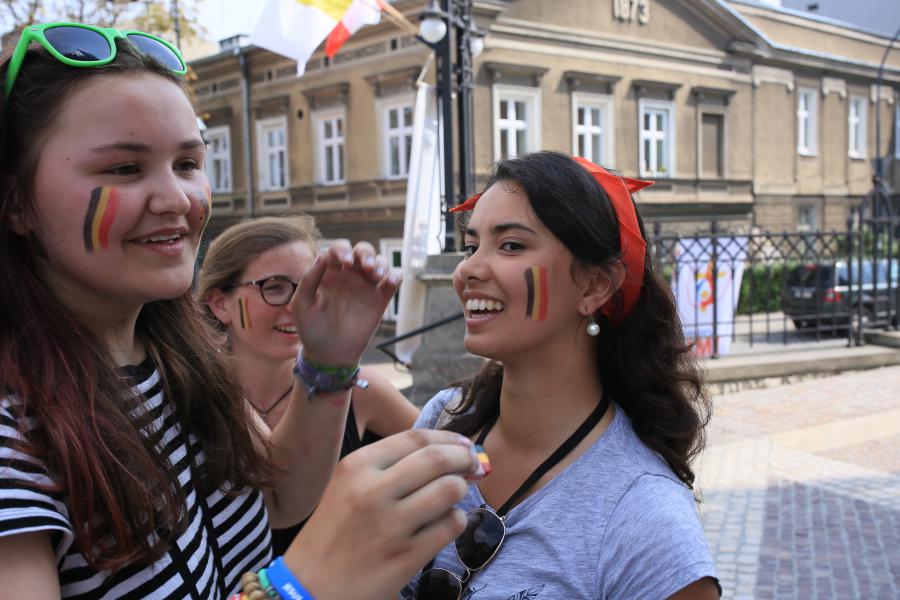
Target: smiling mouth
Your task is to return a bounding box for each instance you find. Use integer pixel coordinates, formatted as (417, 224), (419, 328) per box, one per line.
(273, 324), (298, 334)
(465, 298), (506, 317)
(137, 233), (183, 244)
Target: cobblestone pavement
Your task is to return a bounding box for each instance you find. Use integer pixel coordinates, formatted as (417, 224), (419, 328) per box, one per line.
(696, 365), (900, 599)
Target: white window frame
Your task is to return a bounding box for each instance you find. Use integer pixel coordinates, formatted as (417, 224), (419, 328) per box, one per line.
(571, 92), (614, 167)
(256, 116), (289, 192)
(492, 85), (541, 161)
(848, 95), (867, 159)
(796, 87), (817, 156)
(377, 95), (415, 179)
(312, 107), (346, 185)
(638, 98), (676, 178)
(379, 238), (403, 320)
(205, 126), (232, 193)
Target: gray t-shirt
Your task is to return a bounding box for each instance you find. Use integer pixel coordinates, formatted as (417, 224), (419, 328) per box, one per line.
(404, 388), (718, 600)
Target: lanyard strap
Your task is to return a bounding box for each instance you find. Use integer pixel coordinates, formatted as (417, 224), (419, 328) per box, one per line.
(475, 390), (610, 517)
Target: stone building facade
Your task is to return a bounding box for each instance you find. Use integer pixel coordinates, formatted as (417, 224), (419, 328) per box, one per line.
(189, 0), (900, 269)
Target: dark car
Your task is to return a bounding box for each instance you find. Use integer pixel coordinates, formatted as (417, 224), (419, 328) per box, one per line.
(782, 260), (899, 331)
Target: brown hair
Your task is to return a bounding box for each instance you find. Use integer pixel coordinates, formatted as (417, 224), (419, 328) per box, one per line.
(0, 41), (276, 569)
(197, 215), (320, 328)
(444, 152), (710, 488)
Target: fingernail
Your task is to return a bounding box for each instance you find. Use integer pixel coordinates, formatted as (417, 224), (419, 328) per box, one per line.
(455, 435), (473, 447)
(343, 252), (353, 263)
(364, 255), (375, 267)
(387, 275), (399, 286)
(375, 266), (386, 278)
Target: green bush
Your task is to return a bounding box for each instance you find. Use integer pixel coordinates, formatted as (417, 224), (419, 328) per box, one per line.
(736, 264), (791, 315)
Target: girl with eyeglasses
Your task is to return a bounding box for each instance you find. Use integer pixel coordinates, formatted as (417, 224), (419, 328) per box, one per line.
(197, 216), (420, 555)
(0, 23), (481, 599)
(405, 152), (720, 599)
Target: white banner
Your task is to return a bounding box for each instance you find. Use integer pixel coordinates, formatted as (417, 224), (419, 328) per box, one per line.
(674, 237), (747, 356)
(394, 82), (444, 364)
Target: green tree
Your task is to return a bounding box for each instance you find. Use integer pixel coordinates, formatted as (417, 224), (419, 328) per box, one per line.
(2, 0), (205, 51)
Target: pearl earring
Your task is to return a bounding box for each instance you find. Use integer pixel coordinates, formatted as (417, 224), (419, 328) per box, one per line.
(586, 315), (600, 337)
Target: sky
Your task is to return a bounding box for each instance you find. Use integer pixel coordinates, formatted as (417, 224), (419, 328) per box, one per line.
(192, 0), (900, 46)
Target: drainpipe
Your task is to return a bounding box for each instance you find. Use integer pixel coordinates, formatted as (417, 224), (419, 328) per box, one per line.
(237, 47), (255, 218)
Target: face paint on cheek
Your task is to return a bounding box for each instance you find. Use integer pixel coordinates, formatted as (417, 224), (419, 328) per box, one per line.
(523, 265), (549, 321)
(238, 297), (252, 330)
(82, 187), (119, 252)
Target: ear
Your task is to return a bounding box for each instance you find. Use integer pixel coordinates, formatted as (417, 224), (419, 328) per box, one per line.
(205, 288), (233, 327)
(578, 261), (625, 316)
(3, 190), (33, 236)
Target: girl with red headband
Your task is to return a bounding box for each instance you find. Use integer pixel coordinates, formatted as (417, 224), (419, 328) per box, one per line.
(406, 151), (719, 599)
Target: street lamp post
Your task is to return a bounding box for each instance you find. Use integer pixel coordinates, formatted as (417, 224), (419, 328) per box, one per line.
(419, 0), (483, 253)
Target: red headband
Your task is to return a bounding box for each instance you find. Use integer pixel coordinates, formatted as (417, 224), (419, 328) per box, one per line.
(450, 156), (653, 323)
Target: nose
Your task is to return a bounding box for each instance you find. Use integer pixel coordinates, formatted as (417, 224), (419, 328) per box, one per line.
(146, 171), (192, 216)
(454, 248), (490, 284)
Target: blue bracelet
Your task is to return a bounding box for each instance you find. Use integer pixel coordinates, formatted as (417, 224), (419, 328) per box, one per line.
(266, 556), (316, 600)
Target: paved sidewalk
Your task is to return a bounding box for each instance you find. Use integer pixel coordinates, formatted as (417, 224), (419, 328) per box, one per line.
(697, 365), (900, 599)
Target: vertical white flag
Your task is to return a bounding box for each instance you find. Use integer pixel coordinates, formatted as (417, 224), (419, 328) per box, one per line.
(395, 82), (444, 363)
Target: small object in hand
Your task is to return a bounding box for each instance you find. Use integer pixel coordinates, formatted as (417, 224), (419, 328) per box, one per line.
(465, 444), (491, 481)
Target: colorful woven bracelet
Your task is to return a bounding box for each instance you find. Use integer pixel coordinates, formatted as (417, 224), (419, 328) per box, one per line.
(266, 556), (316, 600)
(293, 353), (359, 399)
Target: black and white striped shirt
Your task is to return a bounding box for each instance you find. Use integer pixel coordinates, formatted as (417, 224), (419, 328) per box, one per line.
(0, 361), (272, 598)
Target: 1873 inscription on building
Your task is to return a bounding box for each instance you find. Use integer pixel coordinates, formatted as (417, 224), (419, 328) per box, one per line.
(613, 0), (650, 24)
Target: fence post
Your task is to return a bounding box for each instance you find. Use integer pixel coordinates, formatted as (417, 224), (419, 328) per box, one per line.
(856, 205), (865, 346)
(846, 214), (855, 348)
(711, 219), (719, 358)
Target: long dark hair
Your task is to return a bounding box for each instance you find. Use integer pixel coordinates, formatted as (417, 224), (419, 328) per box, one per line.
(444, 152), (709, 487)
(0, 40), (276, 569)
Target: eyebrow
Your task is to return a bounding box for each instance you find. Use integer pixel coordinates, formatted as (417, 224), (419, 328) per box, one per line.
(464, 222), (538, 237)
(90, 139), (206, 154)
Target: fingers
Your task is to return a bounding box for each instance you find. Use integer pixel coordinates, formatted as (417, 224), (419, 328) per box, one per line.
(381, 442), (478, 500)
(396, 473), (469, 534)
(344, 429), (473, 472)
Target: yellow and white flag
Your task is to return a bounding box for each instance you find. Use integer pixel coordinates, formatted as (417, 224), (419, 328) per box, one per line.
(250, 0), (354, 75)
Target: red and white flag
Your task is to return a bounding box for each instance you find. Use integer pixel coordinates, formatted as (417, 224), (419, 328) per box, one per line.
(325, 0), (384, 58)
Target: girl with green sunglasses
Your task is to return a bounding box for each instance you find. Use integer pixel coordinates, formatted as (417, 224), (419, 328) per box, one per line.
(0, 21), (480, 600)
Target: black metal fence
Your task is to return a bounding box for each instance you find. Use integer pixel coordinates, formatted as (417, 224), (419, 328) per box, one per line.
(652, 194), (899, 357)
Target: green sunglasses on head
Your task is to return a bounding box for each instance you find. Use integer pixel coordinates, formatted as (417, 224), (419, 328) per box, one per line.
(4, 22), (187, 99)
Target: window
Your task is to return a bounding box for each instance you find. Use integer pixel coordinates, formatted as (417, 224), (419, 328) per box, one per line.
(380, 238), (403, 320)
(313, 108), (346, 185)
(638, 99), (675, 177)
(701, 113), (724, 178)
(571, 92), (613, 166)
(257, 116), (288, 191)
(796, 88), (817, 155)
(205, 126), (232, 193)
(382, 99), (414, 178)
(798, 204), (818, 232)
(493, 85), (541, 161)
(848, 95), (867, 158)
(895, 105), (900, 160)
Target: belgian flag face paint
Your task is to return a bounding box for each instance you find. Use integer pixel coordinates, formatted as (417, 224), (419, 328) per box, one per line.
(238, 297), (252, 330)
(82, 187), (119, 252)
(524, 265), (549, 321)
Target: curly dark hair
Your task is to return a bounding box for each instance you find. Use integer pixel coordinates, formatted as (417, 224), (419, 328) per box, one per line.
(442, 151), (710, 488)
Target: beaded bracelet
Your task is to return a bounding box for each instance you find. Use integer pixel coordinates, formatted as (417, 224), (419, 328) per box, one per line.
(239, 569), (279, 599)
(266, 556), (316, 600)
(293, 352), (359, 400)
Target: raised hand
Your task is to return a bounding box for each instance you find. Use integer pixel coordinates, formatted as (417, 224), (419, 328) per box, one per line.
(291, 239), (400, 366)
(283, 430), (479, 600)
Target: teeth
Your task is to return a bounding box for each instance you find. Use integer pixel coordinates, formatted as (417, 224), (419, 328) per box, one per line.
(274, 325), (297, 333)
(144, 233), (180, 243)
(465, 299), (505, 312)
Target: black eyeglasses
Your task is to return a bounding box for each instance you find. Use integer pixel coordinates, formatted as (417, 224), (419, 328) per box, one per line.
(226, 276), (298, 306)
(415, 506), (506, 600)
